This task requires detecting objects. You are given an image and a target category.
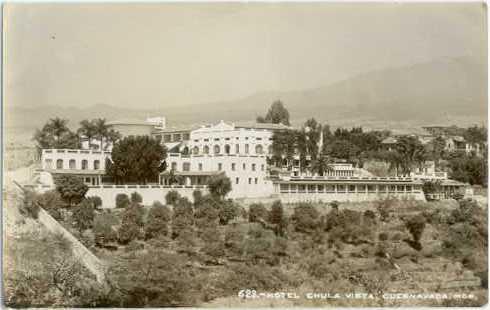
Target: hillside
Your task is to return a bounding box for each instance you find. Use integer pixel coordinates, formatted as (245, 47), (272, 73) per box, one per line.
(5, 56), (486, 142)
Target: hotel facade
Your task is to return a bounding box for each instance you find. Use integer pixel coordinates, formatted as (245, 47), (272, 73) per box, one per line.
(32, 117), (471, 207)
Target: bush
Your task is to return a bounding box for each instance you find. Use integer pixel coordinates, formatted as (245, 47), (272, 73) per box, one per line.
(54, 175), (88, 207)
(72, 199), (95, 233)
(165, 190), (181, 206)
(115, 194), (130, 209)
(291, 203), (320, 234)
(224, 225), (245, 257)
(207, 175), (232, 199)
(87, 196), (103, 209)
(217, 200), (240, 225)
(20, 191), (40, 219)
(35, 190), (64, 220)
(268, 200), (287, 236)
(130, 192), (142, 204)
(248, 203), (268, 223)
(93, 213), (118, 245)
(405, 214), (426, 248)
(118, 203), (145, 244)
(145, 202), (172, 240)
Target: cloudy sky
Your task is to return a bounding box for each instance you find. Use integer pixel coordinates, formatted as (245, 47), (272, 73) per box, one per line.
(4, 3), (487, 110)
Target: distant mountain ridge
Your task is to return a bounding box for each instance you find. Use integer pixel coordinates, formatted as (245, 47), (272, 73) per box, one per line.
(5, 56), (486, 141)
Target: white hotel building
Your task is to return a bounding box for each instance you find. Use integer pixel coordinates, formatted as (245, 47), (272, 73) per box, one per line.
(33, 117), (471, 207)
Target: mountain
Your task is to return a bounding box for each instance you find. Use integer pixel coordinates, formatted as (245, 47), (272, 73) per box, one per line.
(5, 56), (486, 143)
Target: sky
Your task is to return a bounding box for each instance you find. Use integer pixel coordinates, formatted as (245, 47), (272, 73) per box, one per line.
(4, 3), (487, 110)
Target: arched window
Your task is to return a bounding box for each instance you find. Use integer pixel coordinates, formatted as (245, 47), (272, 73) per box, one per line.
(183, 162), (191, 171)
(171, 162), (177, 171)
(182, 146), (189, 155)
(69, 159), (76, 169)
(213, 145), (220, 154)
(255, 144), (263, 154)
(56, 159), (63, 169)
(81, 159), (88, 170)
(235, 144), (240, 154)
(203, 145), (210, 154)
(245, 144), (249, 154)
(224, 144), (231, 154)
(192, 146), (199, 155)
(94, 160), (100, 170)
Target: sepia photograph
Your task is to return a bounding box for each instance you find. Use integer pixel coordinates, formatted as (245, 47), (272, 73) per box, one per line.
(2, 2), (488, 307)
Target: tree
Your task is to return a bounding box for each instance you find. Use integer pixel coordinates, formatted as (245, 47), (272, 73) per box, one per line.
(130, 192), (143, 204)
(268, 200), (286, 236)
(165, 190), (181, 206)
(77, 120), (97, 149)
(430, 136), (446, 163)
(33, 118), (80, 151)
(392, 136), (428, 175)
(54, 175), (88, 207)
(207, 174), (232, 199)
(172, 198), (194, 239)
(217, 199), (240, 225)
(257, 100), (290, 125)
(93, 118), (110, 150)
(405, 214), (426, 249)
(248, 203), (268, 223)
(115, 193), (130, 209)
(107, 136), (167, 184)
(118, 203), (145, 244)
(310, 154), (334, 176)
(72, 199), (95, 234)
(105, 129), (122, 150)
(145, 202), (172, 240)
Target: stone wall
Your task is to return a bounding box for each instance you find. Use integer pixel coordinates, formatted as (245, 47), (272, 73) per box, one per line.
(86, 184), (208, 208)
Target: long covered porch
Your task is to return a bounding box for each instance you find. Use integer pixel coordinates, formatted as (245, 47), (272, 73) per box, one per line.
(159, 170), (224, 186)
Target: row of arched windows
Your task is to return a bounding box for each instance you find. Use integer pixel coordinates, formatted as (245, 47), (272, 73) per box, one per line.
(189, 144), (270, 155)
(46, 159), (101, 170)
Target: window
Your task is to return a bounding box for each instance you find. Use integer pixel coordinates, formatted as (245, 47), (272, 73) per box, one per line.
(171, 162), (177, 171)
(194, 139), (199, 143)
(248, 178), (252, 184)
(225, 137), (230, 141)
(245, 144), (249, 154)
(198, 163), (203, 171)
(213, 145), (220, 154)
(164, 135), (171, 142)
(378, 185), (386, 192)
(45, 159), (53, 169)
(183, 133), (190, 140)
(214, 138), (220, 141)
(183, 162), (191, 171)
(225, 144), (231, 154)
(85, 177), (91, 183)
(243, 163), (246, 170)
(218, 163), (222, 171)
(235, 144), (240, 154)
(193, 146), (199, 155)
(203, 146), (210, 154)
(236, 177), (239, 184)
(254, 178), (258, 184)
(232, 163), (236, 171)
(348, 185), (356, 192)
(173, 134), (181, 142)
(56, 159), (64, 169)
(69, 159), (76, 169)
(256, 137), (262, 141)
(261, 164), (265, 171)
(204, 138), (209, 142)
(268, 145), (273, 154)
(94, 160), (100, 170)
(81, 160), (88, 170)
(255, 145), (263, 154)
(252, 164), (256, 171)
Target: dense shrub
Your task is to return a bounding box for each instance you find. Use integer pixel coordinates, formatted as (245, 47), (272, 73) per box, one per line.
(93, 212), (118, 245)
(405, 214), (426, 249)
(268, 200), (287, 236)
(72, 199), (95, 233)
(118, 203), (145, 244)
(35, 190), (64, 220)
(115, 193), (130, 209)
(130, 192), (143, 204)
(165, 190), (181, 206)
(145, 201), (172, 240)
(248, 203), (268, 223)
(87, 196), (103, 209)
(54, 175), (88, 207)
(291, 203), (320, 234)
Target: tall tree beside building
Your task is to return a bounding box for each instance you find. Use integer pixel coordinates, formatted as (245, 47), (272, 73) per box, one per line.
(207, 175), (232, 199)
(33, 117), (80, 151)
(392, 136), (428, 175)
(93, 118), (110, 149)
(256, 100), (290, 126)
(77, 120), (96, 148)
(107, 136), (167, 184)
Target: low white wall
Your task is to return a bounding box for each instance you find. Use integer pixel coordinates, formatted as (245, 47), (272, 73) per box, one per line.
(87, 185), (208, 208)
(277, 192), (426, 204)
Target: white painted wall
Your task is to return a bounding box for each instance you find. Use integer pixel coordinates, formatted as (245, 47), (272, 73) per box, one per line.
(42, 149), (111, 171)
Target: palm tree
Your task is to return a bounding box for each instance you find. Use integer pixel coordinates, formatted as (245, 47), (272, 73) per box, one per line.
(93, 118), (109, 150)
(105, 129), (121, 150)
(310, 154), (334, 176)
(48, 118), (69, 144)
(77, 119), (96, 149)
